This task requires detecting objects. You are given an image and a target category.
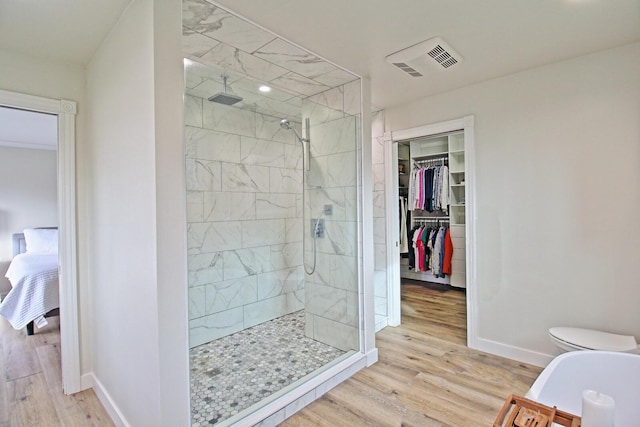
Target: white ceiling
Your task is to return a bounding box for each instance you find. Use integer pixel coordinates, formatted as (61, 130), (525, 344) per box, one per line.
(1, 0), (638, 109)
(215, 0), (640, 108)
(0, 0), (131, 65)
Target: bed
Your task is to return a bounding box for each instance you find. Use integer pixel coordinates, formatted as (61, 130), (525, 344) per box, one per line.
(0, 228), (59, 335)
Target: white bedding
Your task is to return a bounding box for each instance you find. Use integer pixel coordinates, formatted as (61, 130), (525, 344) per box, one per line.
(0, 252), (59, 329)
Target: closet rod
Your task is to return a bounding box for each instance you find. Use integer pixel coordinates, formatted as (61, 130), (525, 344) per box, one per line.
(415, 155), (448, 160)
(413, 217), (449, 221)
(414, 157), (448, 165)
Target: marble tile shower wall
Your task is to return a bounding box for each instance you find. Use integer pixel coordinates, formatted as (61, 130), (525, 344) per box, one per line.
(301, 80), (362, 351)
(186, 94), (306, 348)
(371, 110), (388, 331)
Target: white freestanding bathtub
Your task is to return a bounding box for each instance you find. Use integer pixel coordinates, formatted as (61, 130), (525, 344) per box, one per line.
(525, 351), (640, 426)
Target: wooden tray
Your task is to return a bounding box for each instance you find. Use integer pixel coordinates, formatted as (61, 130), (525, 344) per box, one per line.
(494, 395), (581, 427)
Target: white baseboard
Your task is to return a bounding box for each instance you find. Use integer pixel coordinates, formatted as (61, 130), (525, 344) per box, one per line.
(365, 348), (378, 367)
(83, 373), (130, 427)
(80, 373), (94, 390)
(374, 315), (388, 332)
(475, 337), (554, 368)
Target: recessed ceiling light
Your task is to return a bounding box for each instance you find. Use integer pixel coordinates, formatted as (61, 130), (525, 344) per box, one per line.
(259, 85), (272, 93)
(183, 58), (194, 67)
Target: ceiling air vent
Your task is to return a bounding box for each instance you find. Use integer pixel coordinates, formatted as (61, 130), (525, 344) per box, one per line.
(391, 62), (423, 77)
(427, 45), (459, 68)
(386, 36), (463, 77)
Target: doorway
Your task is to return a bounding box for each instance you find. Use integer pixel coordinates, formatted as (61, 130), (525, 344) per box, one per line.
(383, 115), (478, 349)
(0, 89), (80, 394)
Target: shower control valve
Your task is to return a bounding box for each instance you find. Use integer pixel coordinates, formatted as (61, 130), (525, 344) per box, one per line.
(311, 218), (325, 238)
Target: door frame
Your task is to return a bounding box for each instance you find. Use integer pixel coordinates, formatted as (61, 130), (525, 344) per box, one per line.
(0, 89), (81, 393)
(383, 115), (478, 349)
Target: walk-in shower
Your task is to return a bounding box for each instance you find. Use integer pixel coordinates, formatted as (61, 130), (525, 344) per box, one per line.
(183, 2), (362, 425)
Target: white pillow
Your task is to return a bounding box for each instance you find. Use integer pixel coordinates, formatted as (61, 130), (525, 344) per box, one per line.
(23, 228), (58, 254)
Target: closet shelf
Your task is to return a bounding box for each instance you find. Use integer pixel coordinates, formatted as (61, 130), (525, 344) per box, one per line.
(449, 150), (465, 155)
(412, 151), (448, 159)
(451, 183), (466, 187)
(450, 170), (465, 174)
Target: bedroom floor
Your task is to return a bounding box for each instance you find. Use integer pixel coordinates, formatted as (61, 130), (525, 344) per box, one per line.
(189, 310), (345, 427)
(0, 316), (114, 426)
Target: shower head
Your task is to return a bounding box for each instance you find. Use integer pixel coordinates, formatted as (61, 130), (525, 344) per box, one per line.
(280, 119), (292, 130)
(208, 92), (243, 106)
(283, 117), (310, 171)
(279, 118), (307, 144)
(208, 75), (243, 106)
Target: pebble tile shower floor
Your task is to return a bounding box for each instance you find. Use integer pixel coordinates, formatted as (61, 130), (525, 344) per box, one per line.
(190, 310), (345, 426)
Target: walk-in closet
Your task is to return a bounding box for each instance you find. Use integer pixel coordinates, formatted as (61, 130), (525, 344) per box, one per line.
(389, 124), (471, 344)
(399, 131), (467, 288)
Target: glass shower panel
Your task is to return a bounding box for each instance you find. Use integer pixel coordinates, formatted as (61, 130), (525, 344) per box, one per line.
(184, 62), (306, 349)
(302, 81), (361, 352)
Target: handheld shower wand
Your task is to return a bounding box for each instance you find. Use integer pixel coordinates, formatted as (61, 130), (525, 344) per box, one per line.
(280, 117), (318, 274)
(280, 118), (310, 171)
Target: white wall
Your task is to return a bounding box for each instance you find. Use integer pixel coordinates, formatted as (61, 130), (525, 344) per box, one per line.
(0, 48), (95, 373)
(85, 0), (189, 424)
(385, 42), (640, 362)
(152, 0), (191, 423)
(0, 48), (86, 102)
(0, 146), (58, 295)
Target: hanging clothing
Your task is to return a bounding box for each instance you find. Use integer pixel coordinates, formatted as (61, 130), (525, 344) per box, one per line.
(431, 227), (442, 277)
(440, 165), (449, 210)
(428, 167), (436, 211)
(424, 168), (432, 211)
(407, 164), (449, 214)
(399, 197), (408, 253)
(408, 223), (455, 277)
(421, 226), (430, 271)
(408, 168), (418, 212)
(443, 227), (453, 275)
(415, 228), (425, 272)
(407, 212), (415, 269)
(438, 226), (447, 278)
(417, 169), (424, 210)
(411, 228), (422, 271)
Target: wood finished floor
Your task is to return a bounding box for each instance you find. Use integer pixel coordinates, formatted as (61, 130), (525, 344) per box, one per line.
(0, 282), (543, 426)
(283, 281), (543, 427)
(0, 317), (113, 427)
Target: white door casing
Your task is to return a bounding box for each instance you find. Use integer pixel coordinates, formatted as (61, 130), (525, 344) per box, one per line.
(383, 115), (477, 350)
(0, 89), (81, 393)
